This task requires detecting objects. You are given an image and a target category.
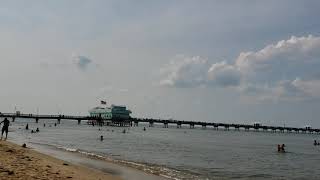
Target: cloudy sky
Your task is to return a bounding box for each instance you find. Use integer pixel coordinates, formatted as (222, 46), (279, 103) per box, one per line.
(1, 1), (320, 127)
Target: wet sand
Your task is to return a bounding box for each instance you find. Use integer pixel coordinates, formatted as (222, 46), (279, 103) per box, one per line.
(0, 140), (120, 180)
(26, 142), (167, 180)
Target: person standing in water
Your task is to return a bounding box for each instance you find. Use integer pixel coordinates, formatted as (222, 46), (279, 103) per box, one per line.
(0, 118), (10, 140)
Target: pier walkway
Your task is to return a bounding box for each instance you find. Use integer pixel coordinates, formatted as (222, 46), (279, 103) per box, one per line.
(0, 113), (319, 134)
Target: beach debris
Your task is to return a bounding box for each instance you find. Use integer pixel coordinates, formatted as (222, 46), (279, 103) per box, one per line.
(22, 143), (27, 148)
(6, 149), (13, 153)
(63, 163), (69, 166)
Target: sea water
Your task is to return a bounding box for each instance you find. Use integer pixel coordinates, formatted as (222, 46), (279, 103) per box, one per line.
(7, 119), (320, 179)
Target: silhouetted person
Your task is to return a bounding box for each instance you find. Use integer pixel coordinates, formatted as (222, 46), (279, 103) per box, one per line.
(54, 123), (57, 127)
(0, 118), (10, 140)
(277, 144), (281, 152)
(143, 127), (146, 131)
(36, 128), (39, 133)
(43, 123), (46, 127)
(281, 144), (285, 152)
(26, 123), (29, 130)
(314, 140), (317, 146)
(100, 135), (103, 141)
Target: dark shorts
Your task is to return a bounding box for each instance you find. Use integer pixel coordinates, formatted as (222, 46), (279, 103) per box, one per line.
(2, 126), (8, 134)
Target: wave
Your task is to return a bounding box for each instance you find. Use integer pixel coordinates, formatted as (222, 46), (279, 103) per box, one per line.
(28, 142), (202, 180)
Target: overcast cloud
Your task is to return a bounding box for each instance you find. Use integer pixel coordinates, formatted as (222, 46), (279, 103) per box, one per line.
(1, 1), (320, 127)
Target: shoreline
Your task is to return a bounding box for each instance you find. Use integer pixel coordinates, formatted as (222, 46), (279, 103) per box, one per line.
(6, 139), (168, 180)
(0, 140), (120, 180)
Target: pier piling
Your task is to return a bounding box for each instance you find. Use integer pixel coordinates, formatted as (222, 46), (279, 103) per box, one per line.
(190, 124), (194, 129)
(149, 121), (154, 127)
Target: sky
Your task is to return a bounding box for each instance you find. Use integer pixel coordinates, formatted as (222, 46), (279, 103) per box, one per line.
(1, 1), (320, 127)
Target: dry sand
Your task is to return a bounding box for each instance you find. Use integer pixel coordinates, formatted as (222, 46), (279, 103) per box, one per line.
(0, 140), (121, 180)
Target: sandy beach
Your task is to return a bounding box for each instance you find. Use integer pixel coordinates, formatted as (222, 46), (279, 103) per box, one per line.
(0, 140), (120, 180)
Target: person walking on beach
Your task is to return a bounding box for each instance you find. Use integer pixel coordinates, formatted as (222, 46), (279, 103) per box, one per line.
(0, 118), (10, 140)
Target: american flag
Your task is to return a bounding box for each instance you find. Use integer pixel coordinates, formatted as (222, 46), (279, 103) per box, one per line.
(101, 100), (106, 105)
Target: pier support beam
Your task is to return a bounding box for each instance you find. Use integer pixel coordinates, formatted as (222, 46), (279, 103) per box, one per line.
(35, 118), (39, 123)
(78, 119), (81, 125)
(235, 126), (240, 131)
(202, 124), (206, 129)
(224, 126), (229, 131)
(190, 124), (194, 129)
(163, 123), (168, 128)
(149, 121), (154, 127)
(177, 123), (182, 128)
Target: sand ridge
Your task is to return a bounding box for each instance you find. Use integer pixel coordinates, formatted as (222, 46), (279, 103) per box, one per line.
(0, 140), (121, 180)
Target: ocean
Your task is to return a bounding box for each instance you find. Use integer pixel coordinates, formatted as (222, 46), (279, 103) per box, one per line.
(7, 118), (320, 180)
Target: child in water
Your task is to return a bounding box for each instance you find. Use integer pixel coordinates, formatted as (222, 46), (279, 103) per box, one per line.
(278, 144), (285, 152)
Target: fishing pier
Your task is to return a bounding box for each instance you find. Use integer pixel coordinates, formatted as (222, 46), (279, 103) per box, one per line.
(0, 112), (319, 134)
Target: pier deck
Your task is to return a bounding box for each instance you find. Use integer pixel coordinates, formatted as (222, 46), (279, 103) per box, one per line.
(0, 113), (319, 134)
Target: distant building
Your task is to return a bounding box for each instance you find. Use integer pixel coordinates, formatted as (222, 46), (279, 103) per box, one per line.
(89, 105), (131, 120)
(89, 106), (112, 119)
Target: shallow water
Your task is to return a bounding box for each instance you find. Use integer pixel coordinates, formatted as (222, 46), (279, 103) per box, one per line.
(7, 119), (320, 179)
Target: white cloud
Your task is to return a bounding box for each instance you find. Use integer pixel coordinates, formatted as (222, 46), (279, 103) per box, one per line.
(159, 55), (209, 87)
(159, 35), (320, 101)
(236, 35), (320, 84)
(208, 61), (241, 87)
